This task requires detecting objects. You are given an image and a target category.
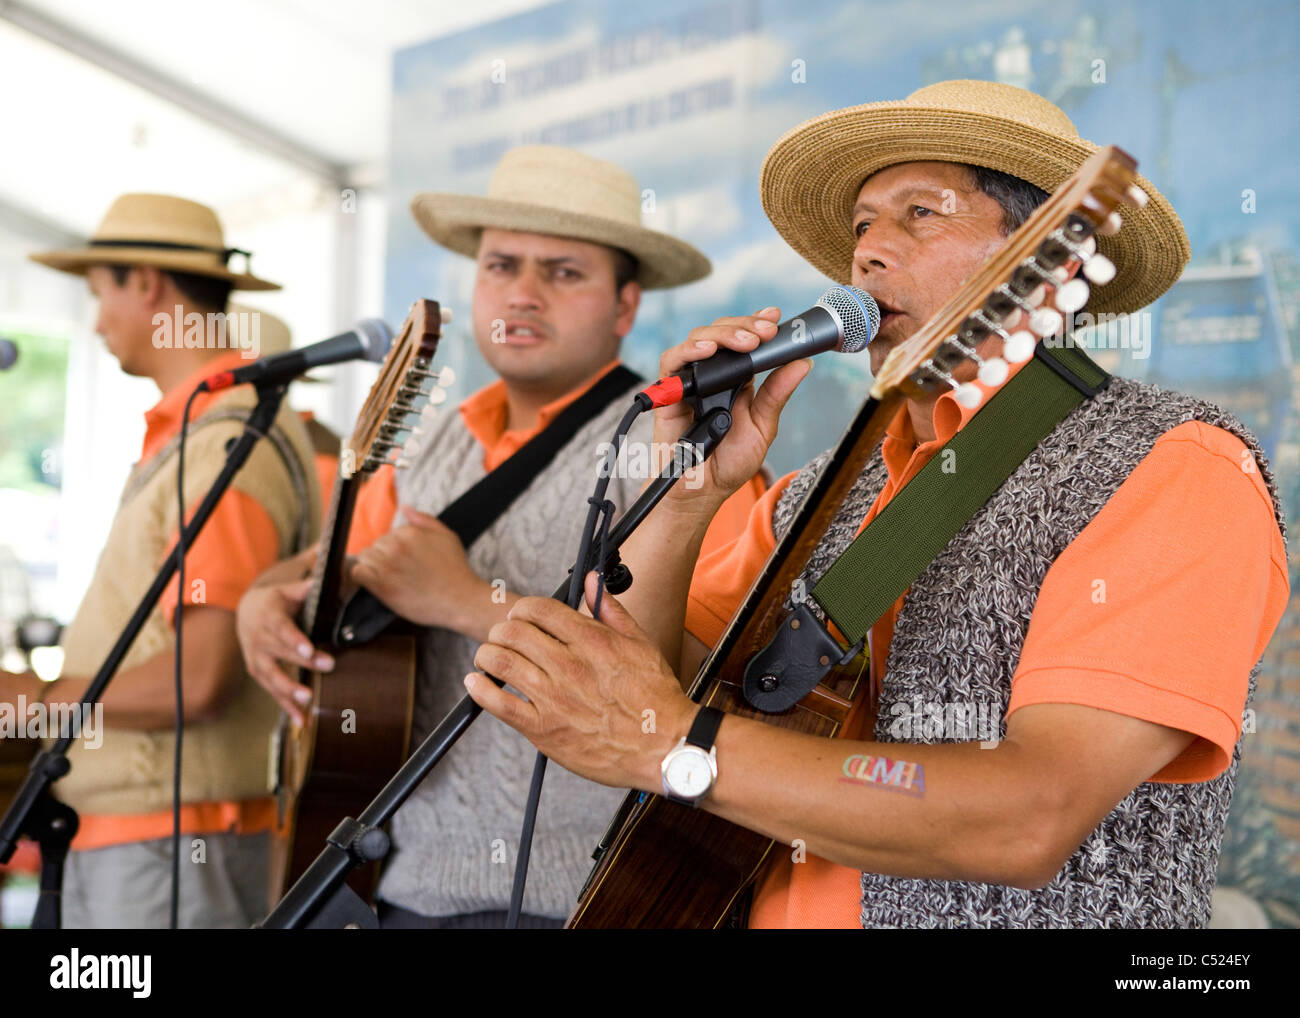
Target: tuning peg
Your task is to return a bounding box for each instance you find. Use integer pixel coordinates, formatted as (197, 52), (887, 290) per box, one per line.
(1082, 253), (1116, 285)
(440, 307), (454, 324)
(953, 383), (982, 408)
(427, 386), (448, 405)
(438, 366), (456, 387)
(1098, 211), (1123, 236)
(1053, 278), (1090, 313)
(1126, 184), (1149, 208)
(1030, 307), (1063, 336)
(1080, 236), (1098, 258)
(1003, 331), (1036, 363)
(977, 357), (1009, 386)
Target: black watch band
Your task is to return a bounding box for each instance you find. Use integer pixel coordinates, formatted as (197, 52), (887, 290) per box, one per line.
(686, 705), (724, 751)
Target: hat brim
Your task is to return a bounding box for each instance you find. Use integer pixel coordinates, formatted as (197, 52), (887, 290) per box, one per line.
(760, 102), (1190, 316)
(410, 193), (711, 291)
(29, 247), (281, 291)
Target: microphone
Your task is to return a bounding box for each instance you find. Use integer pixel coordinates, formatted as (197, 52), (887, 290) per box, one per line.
(0, 338), (17, 371)
(641, 285), (879, 408)
(200, 318), (394, 392)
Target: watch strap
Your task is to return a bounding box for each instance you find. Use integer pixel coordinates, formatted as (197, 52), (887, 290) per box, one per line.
(685, 705), (724, 751)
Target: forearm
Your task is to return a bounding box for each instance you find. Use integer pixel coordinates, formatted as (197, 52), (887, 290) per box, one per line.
(690, 717), (1062, 888)
(45, 609), (244, 730)
(615, 493), (721, 676)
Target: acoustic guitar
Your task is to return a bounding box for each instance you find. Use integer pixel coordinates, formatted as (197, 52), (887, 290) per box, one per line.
(567, 147), (1148, 928)
(270, 298), (447, 902)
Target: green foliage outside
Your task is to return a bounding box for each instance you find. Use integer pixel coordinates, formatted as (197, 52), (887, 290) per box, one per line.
(0, 332), (68, 491)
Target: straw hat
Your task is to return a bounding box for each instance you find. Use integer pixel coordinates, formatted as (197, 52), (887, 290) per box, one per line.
(30, 193), (280, 291)
(226, 302), (291, 355)
(760, 80), (1190, 315)
(411, 146), (711, 290)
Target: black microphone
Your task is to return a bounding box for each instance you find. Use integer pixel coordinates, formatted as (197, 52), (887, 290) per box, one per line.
(641, 285), (879, 407)
(200, 318), (393, 391)
(0, 337), (17, 371)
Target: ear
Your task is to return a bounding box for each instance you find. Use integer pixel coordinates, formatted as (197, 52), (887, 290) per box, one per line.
(613, 280), (641, 339)
(137, 265), (167, 307)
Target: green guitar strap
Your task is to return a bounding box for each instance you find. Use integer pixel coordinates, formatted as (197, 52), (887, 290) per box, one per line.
(743, 340), (1112, 709)
(810, 340), (1110, 647)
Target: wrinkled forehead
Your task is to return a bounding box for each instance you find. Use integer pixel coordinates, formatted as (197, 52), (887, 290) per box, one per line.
(475, 227), (614, 265)
(853, 160), (979, 210)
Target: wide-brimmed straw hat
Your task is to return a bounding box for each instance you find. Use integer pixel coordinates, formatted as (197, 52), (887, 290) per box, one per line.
(411, 146), (711, 290)
(30, 193), (280, 291)
(760, 80), (1189, 315)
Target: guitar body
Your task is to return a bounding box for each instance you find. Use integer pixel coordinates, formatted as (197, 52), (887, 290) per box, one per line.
(271, 632), (417, 902)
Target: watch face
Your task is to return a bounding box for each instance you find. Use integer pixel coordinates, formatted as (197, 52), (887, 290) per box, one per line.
(664, 747), (713, 799)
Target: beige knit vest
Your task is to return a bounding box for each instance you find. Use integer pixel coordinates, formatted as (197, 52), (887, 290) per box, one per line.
(56, 386), (320, 815)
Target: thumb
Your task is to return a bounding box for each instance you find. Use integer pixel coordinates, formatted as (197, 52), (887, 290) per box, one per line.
(583, 570), (643, 639)
(281, 576), (315, 605)
(400, 504), (442, 529)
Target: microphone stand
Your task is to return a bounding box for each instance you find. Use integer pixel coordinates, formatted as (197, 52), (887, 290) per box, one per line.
(259, 386), (740, 929)
(0, 381), (291, 928)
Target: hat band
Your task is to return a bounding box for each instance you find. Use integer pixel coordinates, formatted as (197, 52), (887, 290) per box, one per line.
(88, 238), (252, 269)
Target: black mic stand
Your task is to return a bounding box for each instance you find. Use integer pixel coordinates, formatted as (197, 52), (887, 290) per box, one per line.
(259, 386), (740, 928)
(0, 381), (291, 928)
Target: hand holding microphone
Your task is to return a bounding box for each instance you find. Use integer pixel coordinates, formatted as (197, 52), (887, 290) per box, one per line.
(648, 285), (878, 509)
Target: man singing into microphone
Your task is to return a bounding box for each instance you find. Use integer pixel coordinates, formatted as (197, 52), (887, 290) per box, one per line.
(463, 81), (1288, 928)
(237, 146), (764, 927)
(2, 194), (321, 927)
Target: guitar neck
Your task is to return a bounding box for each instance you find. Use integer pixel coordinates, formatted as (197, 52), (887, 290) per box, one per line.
(302, 468), (364, 647)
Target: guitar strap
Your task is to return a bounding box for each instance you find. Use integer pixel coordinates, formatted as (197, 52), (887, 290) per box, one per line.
(336, 363), (645, 646)
(743, 340), (1111, 712)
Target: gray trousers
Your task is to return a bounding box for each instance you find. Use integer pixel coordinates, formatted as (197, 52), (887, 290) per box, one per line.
(60, 831), (270, 929)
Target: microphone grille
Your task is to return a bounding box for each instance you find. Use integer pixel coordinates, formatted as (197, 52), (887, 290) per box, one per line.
(356, 318), (395, 363)
(816, 285), (879, 353)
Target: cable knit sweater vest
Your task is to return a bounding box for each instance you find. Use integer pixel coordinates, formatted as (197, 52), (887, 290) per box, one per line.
(57, 386), (320, 816)
(769, 376), (1285, 929)
(376, 375), (655, 919)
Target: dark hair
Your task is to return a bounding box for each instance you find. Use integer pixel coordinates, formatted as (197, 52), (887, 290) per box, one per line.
(609, 247), (639, 291)
(964, 164), (1050, 236)
(107, 263), (232, 313)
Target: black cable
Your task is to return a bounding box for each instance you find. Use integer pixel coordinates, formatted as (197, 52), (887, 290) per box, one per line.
(171, 386), (203, 930)
(504, 397), (645, 928)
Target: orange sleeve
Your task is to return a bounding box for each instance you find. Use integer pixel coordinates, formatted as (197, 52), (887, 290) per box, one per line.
(345, 464), (399, 556)
(1008, 420), (1289, 782)
(685, 472), (797, 648)
(699, 473), (769, 560)
(160, 489), (282, 622)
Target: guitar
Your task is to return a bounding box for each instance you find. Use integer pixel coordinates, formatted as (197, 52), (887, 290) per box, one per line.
(270, 298), (448, 902)
(566, 146), (1148, 928)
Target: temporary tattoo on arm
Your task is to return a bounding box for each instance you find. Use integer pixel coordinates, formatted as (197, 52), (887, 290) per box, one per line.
(840, 753), (925, 797)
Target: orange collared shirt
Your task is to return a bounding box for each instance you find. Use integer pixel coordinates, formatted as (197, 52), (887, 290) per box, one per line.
(71, 350), (286, 852)
(685, 358), (1288, 928)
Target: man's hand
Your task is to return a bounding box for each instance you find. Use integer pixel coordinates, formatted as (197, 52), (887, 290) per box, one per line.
(465, 572), (696, 791)
(349, 506), (502, 635)
(653, 307), (810, 511)
(236, 572), (330, 727)
(0, 670), (45, 723)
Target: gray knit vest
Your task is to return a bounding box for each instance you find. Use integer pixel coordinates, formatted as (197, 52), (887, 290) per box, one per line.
(769, 376), (1286, 929)
(375, 375), (654, 919)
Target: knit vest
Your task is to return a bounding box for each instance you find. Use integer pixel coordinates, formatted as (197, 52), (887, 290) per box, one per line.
(769, 376), (1285, 929)
(56, 386), (320, 815)
(376, 376), (656, 919)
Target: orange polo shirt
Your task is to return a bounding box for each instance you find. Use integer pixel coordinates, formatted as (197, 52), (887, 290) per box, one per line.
(72, 350), (286, 851)
(347, 360), (766, 561)
(684, 358), (1289, 928)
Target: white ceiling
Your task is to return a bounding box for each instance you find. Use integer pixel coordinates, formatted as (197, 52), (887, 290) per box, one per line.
(0, 0), (553, 235)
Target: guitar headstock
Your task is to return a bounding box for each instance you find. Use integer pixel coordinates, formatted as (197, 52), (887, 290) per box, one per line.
(344, 298), (452, 478)
(870, 145), (1149, 407)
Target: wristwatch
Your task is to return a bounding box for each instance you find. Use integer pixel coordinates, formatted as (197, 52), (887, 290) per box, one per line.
(660, 705), (724, 806)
